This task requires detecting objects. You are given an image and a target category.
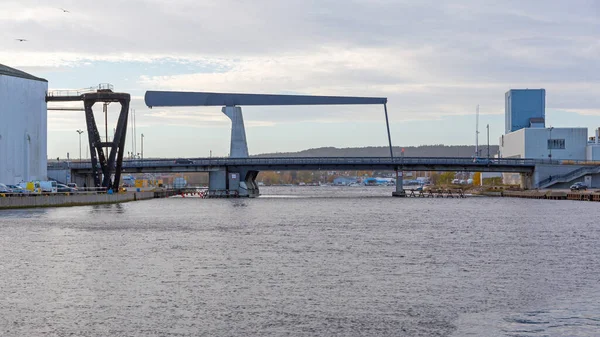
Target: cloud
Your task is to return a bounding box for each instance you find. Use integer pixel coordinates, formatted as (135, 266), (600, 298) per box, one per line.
(3, 0), (599, 155)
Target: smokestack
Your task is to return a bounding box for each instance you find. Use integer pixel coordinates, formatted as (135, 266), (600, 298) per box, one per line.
(596, 128), (600, 144)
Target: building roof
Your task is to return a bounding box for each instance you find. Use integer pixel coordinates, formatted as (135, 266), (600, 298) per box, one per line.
(0, 63), (47, 82)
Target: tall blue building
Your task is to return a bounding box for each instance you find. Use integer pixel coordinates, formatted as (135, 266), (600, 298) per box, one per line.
(505, 89), (545, 134)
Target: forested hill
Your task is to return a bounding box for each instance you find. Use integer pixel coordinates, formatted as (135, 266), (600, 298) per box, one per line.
(255, 145), (499, 158)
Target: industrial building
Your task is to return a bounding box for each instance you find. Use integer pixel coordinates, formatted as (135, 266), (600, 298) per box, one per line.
(500, 127), (589, 160)
(500, 89), (599, 162)
(499, 88), (600, 187)
(0, 64), (48, 184)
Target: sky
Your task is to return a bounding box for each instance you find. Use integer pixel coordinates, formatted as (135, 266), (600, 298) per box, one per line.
(1, 0), (599, 159)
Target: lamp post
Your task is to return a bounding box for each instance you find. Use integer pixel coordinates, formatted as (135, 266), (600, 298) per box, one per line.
(76, 129), (84, 161)
(141, 133), (144, 161)
(548, 126), (554, 160)
(486, 124), (490, 159)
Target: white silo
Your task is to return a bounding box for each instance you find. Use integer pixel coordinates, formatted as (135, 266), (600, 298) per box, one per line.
(0, 64), (48, 184)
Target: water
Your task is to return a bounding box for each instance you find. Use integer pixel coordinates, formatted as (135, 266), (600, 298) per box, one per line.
(1, 186), (599, 336)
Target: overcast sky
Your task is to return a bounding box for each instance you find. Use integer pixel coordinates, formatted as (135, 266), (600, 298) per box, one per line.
(2, 0), (599, 158)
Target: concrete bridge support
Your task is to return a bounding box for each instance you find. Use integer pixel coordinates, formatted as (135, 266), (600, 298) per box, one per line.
(205, 106), (259, 197)
(520, 173), (533, 190)
(208, 169), (260, 197)
(240, 169), (260, 197)
(392, 170), (406, 197)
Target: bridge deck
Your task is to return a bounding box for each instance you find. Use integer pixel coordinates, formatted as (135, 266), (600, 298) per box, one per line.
(51, 157), (540, 174)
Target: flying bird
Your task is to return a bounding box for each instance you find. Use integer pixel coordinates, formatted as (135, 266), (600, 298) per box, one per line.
(15, 39), (27, 42)
(59, 8), (70, 13)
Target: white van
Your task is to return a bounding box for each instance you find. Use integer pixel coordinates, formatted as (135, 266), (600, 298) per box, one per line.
(39, 181), (58, 193)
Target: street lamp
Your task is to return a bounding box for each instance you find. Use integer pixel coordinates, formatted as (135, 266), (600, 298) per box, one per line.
(141, 133), (144, 161)
(548, 126), (554, 160)
(486, 124), (490, 159)
(76, 129), (84, 161)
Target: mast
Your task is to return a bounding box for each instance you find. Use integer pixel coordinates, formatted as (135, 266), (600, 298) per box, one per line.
(475, 104), (480, 157)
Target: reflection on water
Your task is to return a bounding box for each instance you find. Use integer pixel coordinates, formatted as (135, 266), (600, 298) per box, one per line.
(89, 202), (125, 214)
(1, 186), (599, 337)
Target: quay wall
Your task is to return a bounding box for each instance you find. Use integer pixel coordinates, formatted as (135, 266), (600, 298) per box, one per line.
(0, 192), (154, 209)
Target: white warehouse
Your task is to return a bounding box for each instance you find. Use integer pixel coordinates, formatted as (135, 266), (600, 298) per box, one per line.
(500, 127), (588, 160)
(0, 64), (48, 184)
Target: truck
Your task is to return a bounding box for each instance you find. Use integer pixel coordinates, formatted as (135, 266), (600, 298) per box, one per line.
(18, 181), (41, 194)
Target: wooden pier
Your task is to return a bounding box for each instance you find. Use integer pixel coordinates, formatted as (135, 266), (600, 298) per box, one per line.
(405, 189), (466, 198)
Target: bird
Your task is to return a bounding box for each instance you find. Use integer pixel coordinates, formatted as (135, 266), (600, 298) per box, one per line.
(15, 39), (27, 42)
(59, 8), (70, 13)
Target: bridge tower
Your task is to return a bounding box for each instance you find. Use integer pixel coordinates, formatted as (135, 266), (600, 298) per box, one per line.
(220, 106), (260, 197)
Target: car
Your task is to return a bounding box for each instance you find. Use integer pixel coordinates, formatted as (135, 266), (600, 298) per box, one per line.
(174, 159), (194, 164)
(57, 184), (76, 193)
(570, 182), (588, 191)
(67, 183), (78, 190)
(473, 157), (493, 164)
(6, 184), (25, 193)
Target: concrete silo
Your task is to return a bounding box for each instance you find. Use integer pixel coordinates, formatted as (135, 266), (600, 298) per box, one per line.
(0, 64), (48, 184)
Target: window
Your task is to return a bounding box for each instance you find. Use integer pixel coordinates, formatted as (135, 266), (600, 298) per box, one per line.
(548, 139), (565, 149)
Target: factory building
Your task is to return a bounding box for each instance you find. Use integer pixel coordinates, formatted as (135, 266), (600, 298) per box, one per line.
(500, 127), (588, 160)
(0, 64), (48, 184)
(499, 88), (598, 162)
(499, 88), (600, 187)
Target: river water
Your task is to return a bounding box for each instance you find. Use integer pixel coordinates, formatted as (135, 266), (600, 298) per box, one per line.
(1, 186), (599, 336)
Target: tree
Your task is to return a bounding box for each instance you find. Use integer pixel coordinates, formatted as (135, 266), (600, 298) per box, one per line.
(298, 171), (313, 183)
(429, 172), (440, 185)
(439, 172), (456, 185)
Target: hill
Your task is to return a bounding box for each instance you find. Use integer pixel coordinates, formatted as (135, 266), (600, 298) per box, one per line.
(255, 145), (499, 158)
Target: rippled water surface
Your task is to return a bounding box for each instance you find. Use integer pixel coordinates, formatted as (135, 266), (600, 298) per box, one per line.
(1, 186), (600, 336)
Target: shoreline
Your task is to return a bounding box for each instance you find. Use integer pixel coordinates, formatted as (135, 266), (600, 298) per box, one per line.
(476, 189), (600, 201)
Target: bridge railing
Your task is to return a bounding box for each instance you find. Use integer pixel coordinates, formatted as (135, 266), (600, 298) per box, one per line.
(538, 165), (600, 187)
(64, 156), (550, 170)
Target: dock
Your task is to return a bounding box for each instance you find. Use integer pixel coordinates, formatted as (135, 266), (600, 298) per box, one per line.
(489, 190), (600, 202)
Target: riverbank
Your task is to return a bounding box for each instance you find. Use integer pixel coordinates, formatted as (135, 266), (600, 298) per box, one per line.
(475, 189), (600, 201)
(0, 191), (155, 209)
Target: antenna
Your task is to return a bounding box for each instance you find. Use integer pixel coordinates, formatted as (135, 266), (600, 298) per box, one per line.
(475, 104), (480, 157)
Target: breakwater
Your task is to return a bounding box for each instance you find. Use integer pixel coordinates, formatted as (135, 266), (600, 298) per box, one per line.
(0, 191), (155, 209)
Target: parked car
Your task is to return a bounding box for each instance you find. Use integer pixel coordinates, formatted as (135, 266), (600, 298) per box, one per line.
(570, 182), (588, 191)
(57, 184), (76, 193)
(67, 183), (78, 190)
(0, 183), (11, 193)
(174, 159), (194, 164)
(6, 184), (25, 193)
